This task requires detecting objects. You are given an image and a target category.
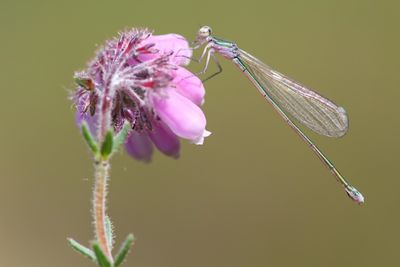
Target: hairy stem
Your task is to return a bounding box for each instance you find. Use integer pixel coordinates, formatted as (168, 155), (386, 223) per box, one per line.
(93, 160), (113, 262)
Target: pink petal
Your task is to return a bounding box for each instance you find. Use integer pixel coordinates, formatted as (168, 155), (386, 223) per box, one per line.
(139, 34), (192, 65)
(173, 67), (205, 106)
(191, 129), (212, 145)
(149, 120), (180, 159)
(152, 88), (207, 141)
(124, 131), (153, 162)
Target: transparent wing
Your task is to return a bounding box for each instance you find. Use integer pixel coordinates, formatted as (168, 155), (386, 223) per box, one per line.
(239, 49), (348, 137)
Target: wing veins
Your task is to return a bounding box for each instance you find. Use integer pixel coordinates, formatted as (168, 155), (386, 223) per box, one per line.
(239, 49), (348, 137)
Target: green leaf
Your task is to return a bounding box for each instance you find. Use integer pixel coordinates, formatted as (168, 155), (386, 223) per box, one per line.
(81, 122), (99, 154)
(101, 130), (114, 159)
(67, 238), (96, 261)
(105, 216), (114, 250)
(92, 242), (112, 267)
(113, 122), (131, 153)
(114, 234), (135, 267)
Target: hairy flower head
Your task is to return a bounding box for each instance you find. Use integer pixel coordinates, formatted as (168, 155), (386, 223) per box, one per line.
(73, 28), (210, 161)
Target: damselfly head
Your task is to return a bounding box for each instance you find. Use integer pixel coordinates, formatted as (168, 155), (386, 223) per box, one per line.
(196, 26), (212, 44)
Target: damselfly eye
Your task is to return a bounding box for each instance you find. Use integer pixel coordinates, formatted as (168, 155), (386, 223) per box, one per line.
(198, 26), (212, 37)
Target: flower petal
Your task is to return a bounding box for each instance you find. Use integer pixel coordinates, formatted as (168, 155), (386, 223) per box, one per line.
(152, 88), (207, 141)
(124, 131), (153, 162)
(191, 129), (212, 145)
(140, 34), (192, 65)
(149, 120), (180, 158)
(173, 67), (205, 106)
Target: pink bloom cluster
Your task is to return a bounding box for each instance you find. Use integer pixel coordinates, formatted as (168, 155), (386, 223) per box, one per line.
(74, 28), (210, 161)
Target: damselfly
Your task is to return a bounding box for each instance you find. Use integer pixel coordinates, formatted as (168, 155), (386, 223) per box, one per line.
(191, 26), (364, 204)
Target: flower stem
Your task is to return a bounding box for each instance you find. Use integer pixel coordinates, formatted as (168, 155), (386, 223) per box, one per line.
(93, 160), (113, 262)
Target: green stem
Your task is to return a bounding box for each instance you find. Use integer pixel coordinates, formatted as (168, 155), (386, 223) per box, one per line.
(93, 160), (113, 263)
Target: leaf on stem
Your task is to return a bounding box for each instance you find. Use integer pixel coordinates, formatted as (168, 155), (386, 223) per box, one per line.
(114, 234), (135, 267)
(113, 122), (131, 153)
(93, 242), (112, 267)
(101, 130), (114, 159)
(81, 122), (99, 154)
(67, 238), (96, 261)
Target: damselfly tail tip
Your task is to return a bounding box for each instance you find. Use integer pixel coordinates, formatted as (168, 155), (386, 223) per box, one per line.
(345, 185), (365, 205)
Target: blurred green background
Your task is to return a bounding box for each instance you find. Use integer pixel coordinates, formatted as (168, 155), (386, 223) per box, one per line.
(0, 0), (399, 266)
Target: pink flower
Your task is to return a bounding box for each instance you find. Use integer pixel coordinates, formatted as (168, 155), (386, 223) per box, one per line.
(73, 28), (210, 162)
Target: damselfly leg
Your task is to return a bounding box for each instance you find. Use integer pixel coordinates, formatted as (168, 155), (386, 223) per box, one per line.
(175, 42), (223, 83)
